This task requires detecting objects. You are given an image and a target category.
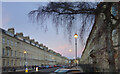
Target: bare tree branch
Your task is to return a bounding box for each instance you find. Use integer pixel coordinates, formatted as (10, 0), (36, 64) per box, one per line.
(28, 2), (99, 44)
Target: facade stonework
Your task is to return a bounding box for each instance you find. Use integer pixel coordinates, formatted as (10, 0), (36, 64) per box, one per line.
(1, 28), (69, 72)
(80, 2), (120, 72)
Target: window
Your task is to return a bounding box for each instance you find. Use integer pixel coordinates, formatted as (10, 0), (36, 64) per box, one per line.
(2, 59), (5, 66)
(11, 41), (13, 46)
(11, 50), (13, 56)
(111, 4), (117, 16)
(15, 60), (17, 66)
(2, 48), (5, 56)
(7, 49), (9, 56)
(2, 37), (5, 44)
(7, 60), (9, 66)
(15, 42), (17, 47)
(7, 39), (9, 45)
(20, 59), (21, 66)
(11, 60), (13, 66)
(19, 52), (21, 57)
(22, 53), (23, 57)
(15, 51), (17, 56)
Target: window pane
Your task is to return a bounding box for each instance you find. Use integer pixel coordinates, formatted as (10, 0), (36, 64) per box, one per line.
(2, 59), (5, 66)
(7, 50), (9, 56)
(2, 38), (5, 44)
(11, 41), (13, 46)
(2, 48), (5, 56)
(15, 51), (17, 56)
(7, 39), (9, 45)
(11, 50), (13, 56)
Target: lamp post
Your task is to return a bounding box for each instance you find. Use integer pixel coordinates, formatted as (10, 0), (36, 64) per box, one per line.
(24, 51), (28, 73)
(74, 33), (78, 69)
(69, 49), (72, 66)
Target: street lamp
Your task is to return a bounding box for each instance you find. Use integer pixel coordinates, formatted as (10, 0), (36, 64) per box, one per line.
(24, 50), (28, 73)
(69, 49), (72, 52)
(74, 33), (78, 69)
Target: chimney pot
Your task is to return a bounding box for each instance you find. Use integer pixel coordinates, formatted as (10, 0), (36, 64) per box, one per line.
(16, 32), (23, 37)
(8, 28), (14, 34)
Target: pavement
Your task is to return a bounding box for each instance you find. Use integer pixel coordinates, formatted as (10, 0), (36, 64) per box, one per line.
(70, 66), (84, 72)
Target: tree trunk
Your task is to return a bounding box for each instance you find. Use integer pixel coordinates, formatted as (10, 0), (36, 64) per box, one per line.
(117, 2), (120, 73)
(105, 3), (116, 73)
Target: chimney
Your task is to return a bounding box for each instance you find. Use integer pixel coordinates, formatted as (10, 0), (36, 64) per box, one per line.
(8, 28), (14, 34)
(16, 32), (23, 37)
(30, 39), (35, 43)
(39, 44), (43, 46)
(43, 46), (48, 50)
(24, 36), (30, 40)
(35, 41), (38, 44)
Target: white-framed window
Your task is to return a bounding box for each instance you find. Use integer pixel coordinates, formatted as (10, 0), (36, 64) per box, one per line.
(2, 37), (5, 44)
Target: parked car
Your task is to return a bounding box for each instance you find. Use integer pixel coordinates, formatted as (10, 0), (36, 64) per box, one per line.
(45, 65), (49, 69)
(49, 65), (52, 68)
(54, 65), (57, 67)
(50, 68), (81, 74)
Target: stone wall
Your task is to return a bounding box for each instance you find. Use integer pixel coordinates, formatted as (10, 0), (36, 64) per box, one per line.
(80, 2), (120, 72)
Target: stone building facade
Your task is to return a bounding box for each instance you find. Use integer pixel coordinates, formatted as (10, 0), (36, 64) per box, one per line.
(80, 2), (120, 72)
(0, 28), (69, 72)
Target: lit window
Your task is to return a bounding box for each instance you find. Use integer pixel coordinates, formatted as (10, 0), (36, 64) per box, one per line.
(2, 37), (5, 44)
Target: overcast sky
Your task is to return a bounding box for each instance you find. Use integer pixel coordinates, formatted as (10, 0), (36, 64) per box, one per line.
(1, 2), (91, 59)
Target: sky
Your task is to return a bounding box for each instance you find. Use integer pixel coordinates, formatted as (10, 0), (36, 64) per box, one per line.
(1, 2), (90, 59)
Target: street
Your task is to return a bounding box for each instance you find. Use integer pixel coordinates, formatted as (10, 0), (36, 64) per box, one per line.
(1, 2), (120, 73)
(2, 67), (61, 74)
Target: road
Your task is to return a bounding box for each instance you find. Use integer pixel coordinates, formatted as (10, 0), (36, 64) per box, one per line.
(2, 67), (61, 74)
(2, 66), (84, 74)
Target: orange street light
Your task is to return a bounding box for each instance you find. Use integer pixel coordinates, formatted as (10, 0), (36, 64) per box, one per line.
(69, 49), (72, 52)
(24, 51), (27, 54)
(74, 34), (78, 39)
